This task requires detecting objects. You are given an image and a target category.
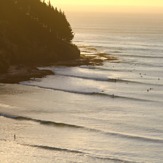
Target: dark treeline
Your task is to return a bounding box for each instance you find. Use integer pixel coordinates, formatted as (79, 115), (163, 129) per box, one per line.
(0, 0), (80, 73)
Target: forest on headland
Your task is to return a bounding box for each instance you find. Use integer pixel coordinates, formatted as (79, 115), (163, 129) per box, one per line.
(0, 0), (80, 73)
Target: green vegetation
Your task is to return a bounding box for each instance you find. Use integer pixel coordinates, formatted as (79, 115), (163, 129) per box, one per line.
(0, 0), (80, 73)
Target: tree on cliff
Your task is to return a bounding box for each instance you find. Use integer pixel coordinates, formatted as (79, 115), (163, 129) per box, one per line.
(0, 0), (80, 72)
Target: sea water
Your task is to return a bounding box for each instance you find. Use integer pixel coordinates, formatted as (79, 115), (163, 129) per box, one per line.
(0, 13), (163, 163)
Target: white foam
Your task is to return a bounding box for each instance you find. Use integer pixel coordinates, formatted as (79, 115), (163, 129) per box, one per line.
(0, 103), (14, 109)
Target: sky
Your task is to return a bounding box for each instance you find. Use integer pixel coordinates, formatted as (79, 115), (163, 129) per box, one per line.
(50, 0), (163, 13)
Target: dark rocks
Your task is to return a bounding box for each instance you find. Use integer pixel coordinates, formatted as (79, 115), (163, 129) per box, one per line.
(0, 53), (117, 84)
(0, 66), (54, 83)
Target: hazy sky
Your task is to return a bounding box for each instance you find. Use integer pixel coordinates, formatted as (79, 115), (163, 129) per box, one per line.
(50, 0), (163, 13)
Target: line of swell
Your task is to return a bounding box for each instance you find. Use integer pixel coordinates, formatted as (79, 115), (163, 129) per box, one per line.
(23, 84), (152, 102)
(0, 137), (136, 162)
(1, 112), (163, 144)
(119, 54), (163, 59)
(0, 112), (81, 129)
(56, 73), (139, 84)
(80, 66), (132, 72)
(55, 74), (160, 86)
(20, 143), (136, 163)
(21, 143), (84, 154)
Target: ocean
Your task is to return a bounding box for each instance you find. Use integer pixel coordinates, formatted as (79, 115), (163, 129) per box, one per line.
(0, 13), (163, 163)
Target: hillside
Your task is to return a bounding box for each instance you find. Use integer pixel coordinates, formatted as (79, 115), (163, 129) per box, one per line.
(0, 0), (80, 73)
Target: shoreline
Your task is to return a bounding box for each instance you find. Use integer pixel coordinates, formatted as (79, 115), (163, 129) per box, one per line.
(0, 54), (117, 84)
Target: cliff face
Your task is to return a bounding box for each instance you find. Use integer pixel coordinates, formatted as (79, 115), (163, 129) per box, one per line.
(0, 0), (80, 73)
(0, 51), (9, 73)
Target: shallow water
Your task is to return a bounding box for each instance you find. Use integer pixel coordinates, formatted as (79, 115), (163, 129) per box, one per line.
(1, 13), (163, 163)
